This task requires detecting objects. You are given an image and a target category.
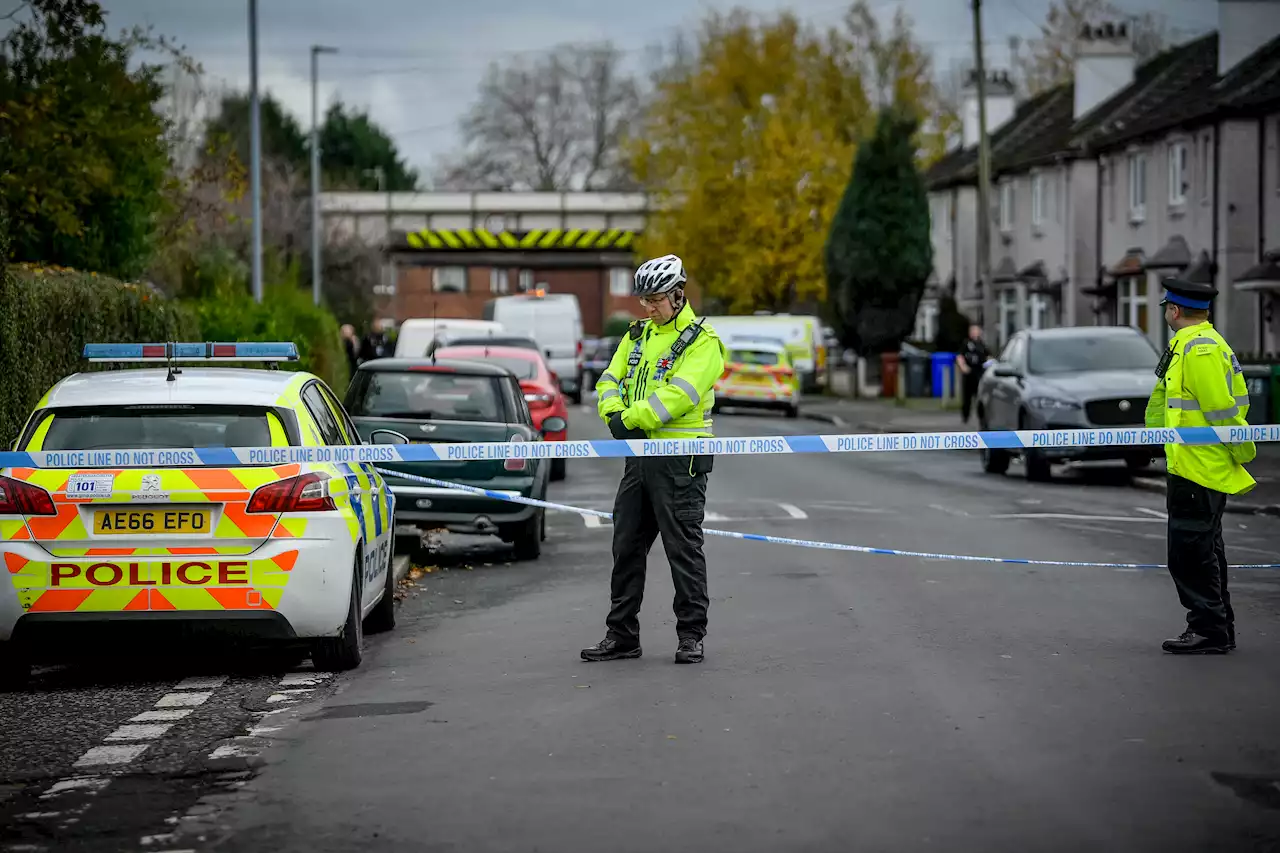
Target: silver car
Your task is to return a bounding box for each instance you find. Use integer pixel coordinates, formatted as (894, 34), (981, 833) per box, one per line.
(976, 326), (1162, 481)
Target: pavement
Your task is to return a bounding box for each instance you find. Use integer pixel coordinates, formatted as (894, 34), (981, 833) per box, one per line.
(3, 405), (1279, 852)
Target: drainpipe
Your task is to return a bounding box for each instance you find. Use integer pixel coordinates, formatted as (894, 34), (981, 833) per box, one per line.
(1096, 154), (1104, 327)
(1258, 115), (1266, 354)
(1211, 122), (1221, 326)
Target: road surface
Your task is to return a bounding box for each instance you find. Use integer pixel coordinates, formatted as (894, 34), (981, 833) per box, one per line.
(3, 406), (1279, 852)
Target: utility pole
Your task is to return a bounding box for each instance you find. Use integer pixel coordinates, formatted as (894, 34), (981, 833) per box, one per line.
(972, 0), (995, 340)
(310, 45), (338, 307)
(248, 0), (263, 302)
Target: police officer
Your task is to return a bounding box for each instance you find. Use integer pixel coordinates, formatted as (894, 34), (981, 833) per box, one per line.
(1145, 277), (1256, 654)
(581, 254), (726, 665)
(955, 324), (990, 425)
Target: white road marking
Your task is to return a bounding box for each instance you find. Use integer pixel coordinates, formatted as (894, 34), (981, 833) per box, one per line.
(990, 513), (1164, 523)
(131, 709), (193, 723)
(279, 672), (332, 687)
(808, 503), (890, 514)
(1135, 507), (1168, 519)
(73, 744), (150, 768)
(174, 676), (228, 690)
(105, 724), (173, 742)
(777, 503), (808, 519)
(41, 777), (109, 798)
(705, 511), (730, 522)
(154, 691), (213, 708)
(929, 503), (970, 518)
(583, 514), (607, 528)
(207, 742), (260, 760)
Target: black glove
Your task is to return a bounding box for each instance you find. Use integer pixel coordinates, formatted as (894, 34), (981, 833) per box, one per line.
(609, 413), (645, 440)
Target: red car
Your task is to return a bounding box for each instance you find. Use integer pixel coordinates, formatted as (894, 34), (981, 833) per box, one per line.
(433, 345), (571, 481)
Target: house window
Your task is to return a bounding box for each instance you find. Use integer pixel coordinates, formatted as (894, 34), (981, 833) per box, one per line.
(1168, 141), (1189, 206)
(1117, 275), (1149, 332)
(1200, 133), (1213, 204)
(433, 266), (466, 293)
(999, 180), (1014, 232)
(1031, 173), (1045, 228)
(518, 269), (533, 292)
(489, 268), (510, 294)
(1128, 151), (1147, 221)
(1025, 293), (1050, 330)
(998, 289), (1018, 346)
(944, 195), (954, 241)
(609, 267), (632, 297)
(1104, 159), (1116, 223)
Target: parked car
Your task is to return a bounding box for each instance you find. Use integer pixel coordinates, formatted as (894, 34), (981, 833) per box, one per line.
(483, 292), (585, 403)
(713, 337), (801, 418)
(432, 345), (571, 481)
(976, 326), (1161, 481)
(580, 336), (621, 396)
(344, 358), (561, 561)
(393, 319), (504, 358)
(442, 336), (540, 352)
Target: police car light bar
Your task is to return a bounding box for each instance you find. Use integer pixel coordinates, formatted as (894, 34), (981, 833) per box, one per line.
(83, 342), (299, 363)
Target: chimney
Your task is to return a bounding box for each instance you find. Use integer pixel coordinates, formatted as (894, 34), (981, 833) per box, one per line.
(1219, 0), (1280, 76)
(1074, 21), (1136, 119)
(961, 68), (1016, 148)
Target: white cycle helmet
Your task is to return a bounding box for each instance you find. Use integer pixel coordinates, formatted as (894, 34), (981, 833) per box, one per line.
(633, 254), (687, 297)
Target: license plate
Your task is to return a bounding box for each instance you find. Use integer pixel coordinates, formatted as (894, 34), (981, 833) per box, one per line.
(93, 508), (210, 535)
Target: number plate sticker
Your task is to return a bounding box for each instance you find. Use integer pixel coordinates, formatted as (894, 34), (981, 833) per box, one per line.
(66, 474), (114, 497)
(93, 509), (210, 535)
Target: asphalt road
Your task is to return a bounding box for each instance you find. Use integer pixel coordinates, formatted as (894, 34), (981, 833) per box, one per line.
(3, 407), (1280, 853)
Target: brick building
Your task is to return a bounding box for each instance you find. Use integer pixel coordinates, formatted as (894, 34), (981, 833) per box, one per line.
(320, 191), (653, 336)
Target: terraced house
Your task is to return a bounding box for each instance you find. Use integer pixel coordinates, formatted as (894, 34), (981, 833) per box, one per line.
(922, 0), (1280, 357)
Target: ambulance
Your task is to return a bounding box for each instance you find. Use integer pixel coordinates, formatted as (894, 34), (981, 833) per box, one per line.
(0, 342), (405, 686)
(713, 336), (801, 418)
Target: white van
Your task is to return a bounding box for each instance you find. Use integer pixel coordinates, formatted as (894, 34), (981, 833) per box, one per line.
(484, 292), (584, 403)
(393, 318), (505, 358)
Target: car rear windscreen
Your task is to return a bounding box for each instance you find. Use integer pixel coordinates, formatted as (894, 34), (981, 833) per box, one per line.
(37, 406), (275, 450)
(1028, 335), (1160, 374)
(348, 372), (506, 422)
(434, 351), (538, 379)
(730, 350), (780, 366)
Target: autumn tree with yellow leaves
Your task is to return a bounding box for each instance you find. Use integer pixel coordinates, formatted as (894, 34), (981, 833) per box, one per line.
(630, 2), (950, 314)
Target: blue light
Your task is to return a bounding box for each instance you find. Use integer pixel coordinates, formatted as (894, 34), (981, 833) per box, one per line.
(82, 342), (299, 362)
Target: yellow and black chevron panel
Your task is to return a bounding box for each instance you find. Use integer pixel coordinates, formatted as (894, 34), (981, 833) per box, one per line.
(403, 228), (637, 251)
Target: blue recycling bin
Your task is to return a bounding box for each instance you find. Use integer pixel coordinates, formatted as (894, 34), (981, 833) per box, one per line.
(930, 352), (956, 398)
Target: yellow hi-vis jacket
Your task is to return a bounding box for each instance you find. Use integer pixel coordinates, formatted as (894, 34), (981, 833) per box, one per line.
(596, 302), (726, 439)
(1144, 321), (1256, 495)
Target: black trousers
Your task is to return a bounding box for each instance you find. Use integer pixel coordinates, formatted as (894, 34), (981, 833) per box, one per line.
(961, 371), (983, 423)
(607, 455), (710, 644)
(1166, 475), (1235, 642)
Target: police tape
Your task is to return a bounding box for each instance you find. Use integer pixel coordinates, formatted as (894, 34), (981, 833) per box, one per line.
(4, 424), (1279, 469)
(373, 467), (1280, 571)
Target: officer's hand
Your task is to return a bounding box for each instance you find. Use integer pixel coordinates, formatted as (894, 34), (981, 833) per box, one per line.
(608, 413), (629, 440)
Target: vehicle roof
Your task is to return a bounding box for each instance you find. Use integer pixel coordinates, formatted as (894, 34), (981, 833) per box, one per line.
(726, 339), (787, 353)
(39, 368), (310, 409)
(1024, 326), (1146, 339)
(399, 317), (501, 328)
(356, 357), (517, 377)
(445, 336), (539, 346)
(434, 345), (543, 362)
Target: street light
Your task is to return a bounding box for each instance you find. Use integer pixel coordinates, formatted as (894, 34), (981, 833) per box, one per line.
(311, 44), (338, 307)
(248, 0), (262, 302)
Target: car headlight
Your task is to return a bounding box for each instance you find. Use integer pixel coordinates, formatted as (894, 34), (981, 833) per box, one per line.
(1027, 397), (1082, 411)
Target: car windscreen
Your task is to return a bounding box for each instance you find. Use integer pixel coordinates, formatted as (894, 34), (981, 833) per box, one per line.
(347, 371), (506, 422)
(433, 351), (538, 379)
(1027, 334), (1159, 374)
(730, 349), (780, 366)
(37, 406), (276, 450)
(447, 337), (539, 351)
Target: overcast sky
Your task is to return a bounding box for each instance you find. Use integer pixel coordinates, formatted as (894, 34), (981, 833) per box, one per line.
(49, 1), (1219, 180)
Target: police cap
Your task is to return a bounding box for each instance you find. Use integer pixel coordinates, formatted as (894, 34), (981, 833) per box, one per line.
(1159, 276), (1218, 310)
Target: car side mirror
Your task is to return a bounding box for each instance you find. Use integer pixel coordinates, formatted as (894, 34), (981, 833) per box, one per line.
(369, 429), (409, 445)
(541, 416), (567, 434)
(992, 364), (1020, 378)
(549, 371), (559, 384)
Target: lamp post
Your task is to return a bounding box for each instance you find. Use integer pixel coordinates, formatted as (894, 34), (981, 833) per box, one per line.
(311, 44), (338, 307)
(248, 0), (262, 302)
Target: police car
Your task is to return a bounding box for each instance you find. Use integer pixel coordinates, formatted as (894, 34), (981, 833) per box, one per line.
(0, 342), (407, 685)
(713, 336), (801, 418)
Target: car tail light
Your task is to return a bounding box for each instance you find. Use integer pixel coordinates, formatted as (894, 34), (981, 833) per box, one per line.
(504, 434), (527, 471)
(247, 472), (336, 513)
(0, 475), (56, 516)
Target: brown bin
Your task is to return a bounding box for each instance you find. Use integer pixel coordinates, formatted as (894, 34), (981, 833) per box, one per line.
(880, 352), (900, 398)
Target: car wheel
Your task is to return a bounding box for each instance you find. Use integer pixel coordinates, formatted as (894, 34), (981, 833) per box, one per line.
(311, 557), (364, 671)
(0, 642), (30, 692)
(1019, 411), (1053, 482)
(363, 545), (397, 635)
(550, 457), (567, 481)
(1125, 455), (1152, 474)
(512, 510), (544, 561)
(979, 416), (1010, 475)
(785, 403), (799, 419)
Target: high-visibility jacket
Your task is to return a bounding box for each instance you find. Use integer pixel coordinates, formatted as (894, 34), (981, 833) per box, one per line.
(1144, 320), (1256, 495)
(596, 302), (726, 439)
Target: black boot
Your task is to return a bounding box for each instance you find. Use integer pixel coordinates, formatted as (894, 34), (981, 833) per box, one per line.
(1162, 630), (1230, 655)
(674, 637), (704, 664)
(581, 636), (641, 662)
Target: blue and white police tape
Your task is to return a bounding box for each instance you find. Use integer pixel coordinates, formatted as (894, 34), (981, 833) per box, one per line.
(4, 424), (1279, 469)
(372, 467), (1280, 571)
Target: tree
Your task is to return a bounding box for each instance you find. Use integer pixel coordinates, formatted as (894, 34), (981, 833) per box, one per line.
(824, 107), (933, 356)
(201, 90), (308, 173)
(320, 101), (418, 191)
(0, 0), (173, 278)
(1010, 0), (1170, 96)
(435, 42), (641, 191)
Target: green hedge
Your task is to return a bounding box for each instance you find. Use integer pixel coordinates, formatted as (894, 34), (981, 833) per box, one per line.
(0, 264), (350, 448)
(0, 263), (200, 445)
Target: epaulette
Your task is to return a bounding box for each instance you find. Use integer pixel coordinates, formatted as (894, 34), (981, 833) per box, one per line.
(628, 320), (648, 340)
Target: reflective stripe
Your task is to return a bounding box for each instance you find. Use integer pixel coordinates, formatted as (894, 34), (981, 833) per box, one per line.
(1183, 336), (1217, 354)
(663, 426), (709, 434)
(670, 376), (701, 406)
(647, 393), (673, 423)
(599, 372), (618, 386)
(1236, 394), (1251, 407)
(1203, 404), (1240, 421)
(598, 389), (620, 401)
(1168, 398), (1200, 410)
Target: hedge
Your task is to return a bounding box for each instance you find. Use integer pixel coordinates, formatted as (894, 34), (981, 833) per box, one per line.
(0, 265), (350, 447)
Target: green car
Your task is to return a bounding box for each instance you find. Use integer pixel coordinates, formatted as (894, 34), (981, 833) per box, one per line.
(345, 358), (563, 561)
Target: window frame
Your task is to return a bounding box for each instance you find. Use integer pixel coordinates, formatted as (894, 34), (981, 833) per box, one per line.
(489, 267), (510, 294)
(608, 267), (632, 297)
(1167, 140), (1189, 207)
(1031, 172), (1045, 228)
(1128, 151), (1147, 222)
(301, 382), (346, 445)
(433, 266), (467, 293)
(998, 179), (1015, 233)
